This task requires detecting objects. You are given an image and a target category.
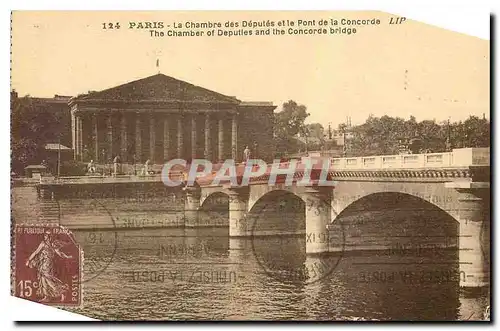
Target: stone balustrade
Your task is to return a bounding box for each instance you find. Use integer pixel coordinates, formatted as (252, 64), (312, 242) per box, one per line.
(330, 148), (489, 170)
(39, 171), (184, 185)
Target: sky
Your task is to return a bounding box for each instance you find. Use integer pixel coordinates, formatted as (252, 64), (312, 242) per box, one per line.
(11, 11), (489, 127)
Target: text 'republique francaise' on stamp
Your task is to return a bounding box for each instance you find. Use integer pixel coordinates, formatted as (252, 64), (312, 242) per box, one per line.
(12, 224), (83, 307)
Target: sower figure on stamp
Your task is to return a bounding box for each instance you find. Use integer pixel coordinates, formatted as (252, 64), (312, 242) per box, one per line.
(25, 231), (73, 302)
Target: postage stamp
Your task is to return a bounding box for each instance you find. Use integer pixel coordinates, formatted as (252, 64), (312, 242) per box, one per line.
(13, 224), (83, 306)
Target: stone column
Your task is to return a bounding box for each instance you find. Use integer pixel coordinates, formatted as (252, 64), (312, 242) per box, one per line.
(184, 187), (200, 227)
(228, 188), (249, 237)
(231, 113), (238, 161)
(163, 116), (170, 161)
(149, 114), (155, 162)
(303, 187), (331, 254)
(78, 115), (84, 161)
(444, 182), (490, 319)
(74, 115), (83, 161)
(135, 114), (142, 162)
(93, 114), (99, 162)
(120, 115), (127, 162)
(454, 187), (490, 288)
(218, 116), (224, 161)
(204, 113), (212, 161)
(71, 112), (76, 160)
(191, 114), (197, 159)
(74, 115), (80, 161)
(106, 115), (113, 161)
(74, 115), (80, 160)
(177, 115), (184, 159)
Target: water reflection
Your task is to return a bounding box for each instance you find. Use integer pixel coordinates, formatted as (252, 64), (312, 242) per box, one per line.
(11, 187), (487, 320)
(62, 226), (469, 321)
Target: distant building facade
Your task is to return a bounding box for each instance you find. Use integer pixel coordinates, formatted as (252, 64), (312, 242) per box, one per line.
(69, 74), (276, 163)
(331, 117), (354, 146)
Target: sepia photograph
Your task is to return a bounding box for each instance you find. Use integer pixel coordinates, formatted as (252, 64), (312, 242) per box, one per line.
(10, 10), (490, 321)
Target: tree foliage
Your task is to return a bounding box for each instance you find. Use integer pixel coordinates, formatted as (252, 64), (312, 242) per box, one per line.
(11, 95), (67, 174)
(305, 123), (325, 141)
(271, 107), (490, 158)
(348, 114), (490, 157)
(274, 100), (310, 156)
(302, 123), (325, 151)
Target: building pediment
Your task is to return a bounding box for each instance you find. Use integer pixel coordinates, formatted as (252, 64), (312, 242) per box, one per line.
(71, 73), (240, 106)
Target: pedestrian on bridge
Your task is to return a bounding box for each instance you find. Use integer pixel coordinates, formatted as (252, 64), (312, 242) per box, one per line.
(113, 155), (121, 176)
(243, 146), (251, 162)
(87, 160), (96, 174)
(141, 159), (151, 176)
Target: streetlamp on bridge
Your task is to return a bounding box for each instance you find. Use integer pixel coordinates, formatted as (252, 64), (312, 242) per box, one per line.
(445, 117), (452, 152)
(340, 124), (348, 157)
(133, 154), (137, 175)
(101, 149), (106, 175)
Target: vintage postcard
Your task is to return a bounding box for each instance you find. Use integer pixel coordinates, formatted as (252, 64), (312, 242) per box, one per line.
(10, 10), (490, 321)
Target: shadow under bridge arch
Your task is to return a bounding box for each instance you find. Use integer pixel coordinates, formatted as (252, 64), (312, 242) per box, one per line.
(198, 191), (229, 227)
(247, 189), (306, 237)
(330, 191), (459, 255)
(326, 192), (463, 320)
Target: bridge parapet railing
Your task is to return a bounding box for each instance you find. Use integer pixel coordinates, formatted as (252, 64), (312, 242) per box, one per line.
(38, 173), (176, 185)
(381, 155), (398, 168)
(452, 147), (490, 166)
(330, 148), (489, 170)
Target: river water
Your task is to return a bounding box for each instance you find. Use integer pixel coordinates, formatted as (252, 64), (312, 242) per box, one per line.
(11, 186), (489, 321)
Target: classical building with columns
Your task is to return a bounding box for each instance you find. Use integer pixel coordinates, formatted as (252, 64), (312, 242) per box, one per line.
(69, 74), (276, 164)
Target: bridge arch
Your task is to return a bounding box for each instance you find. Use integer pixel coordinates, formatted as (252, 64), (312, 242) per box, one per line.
(198, 191), (230, 227)
(247, 185), (312, 212)
(200, 191), (230, 210)
(247, 189), (306, 236)
(330, 191), (460, 252)
(248, 189), (305, 214)
(331, 182), (461, 223)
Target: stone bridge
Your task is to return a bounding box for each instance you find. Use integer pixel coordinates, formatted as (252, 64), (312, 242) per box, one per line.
(186, 148), (490, 288)
(36, 147), (490, 288)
